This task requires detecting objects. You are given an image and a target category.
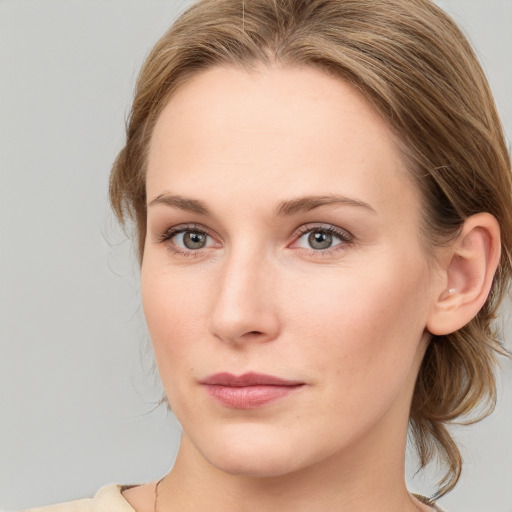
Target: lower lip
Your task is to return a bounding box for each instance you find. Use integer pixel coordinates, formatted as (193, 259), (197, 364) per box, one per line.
(204, 384), (303, 409)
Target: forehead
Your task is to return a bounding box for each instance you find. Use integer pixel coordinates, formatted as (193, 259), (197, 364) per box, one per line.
(147, 65), (420, 224)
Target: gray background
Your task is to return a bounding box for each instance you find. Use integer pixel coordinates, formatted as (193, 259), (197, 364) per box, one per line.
(0, 1), (511, 510)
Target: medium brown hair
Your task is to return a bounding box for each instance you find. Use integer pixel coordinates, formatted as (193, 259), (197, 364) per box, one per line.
(110, 0), (512, 497)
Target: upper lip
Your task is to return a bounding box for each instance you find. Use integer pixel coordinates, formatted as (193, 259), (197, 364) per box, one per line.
(200, 372), (304, 387)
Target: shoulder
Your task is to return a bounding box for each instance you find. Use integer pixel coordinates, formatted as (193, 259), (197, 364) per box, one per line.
(20, 484), (135, 512)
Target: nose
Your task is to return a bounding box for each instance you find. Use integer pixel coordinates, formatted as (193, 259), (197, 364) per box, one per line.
(207, 246), (280, 346)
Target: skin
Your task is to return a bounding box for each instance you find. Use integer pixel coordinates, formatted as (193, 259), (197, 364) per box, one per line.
(125, 65), (450, 512)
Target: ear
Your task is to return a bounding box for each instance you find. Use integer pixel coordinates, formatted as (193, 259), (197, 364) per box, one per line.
(426, 213), (501, 336)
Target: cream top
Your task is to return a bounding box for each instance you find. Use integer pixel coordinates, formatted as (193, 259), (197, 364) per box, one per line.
(21, 484), (446, 511)
(21, 485), (134, 512)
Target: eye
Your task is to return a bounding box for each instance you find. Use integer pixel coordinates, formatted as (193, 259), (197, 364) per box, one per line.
(159, 224), (218, 256)
(176, 230), (209, 250)
(292, 224), (352, 252)
(304, 230), (335, 250)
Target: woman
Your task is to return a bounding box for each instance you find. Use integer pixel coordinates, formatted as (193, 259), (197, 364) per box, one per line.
(25, 0), (511, 511)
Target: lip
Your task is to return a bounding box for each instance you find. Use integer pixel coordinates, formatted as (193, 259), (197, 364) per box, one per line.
(200, 372), (305, 409)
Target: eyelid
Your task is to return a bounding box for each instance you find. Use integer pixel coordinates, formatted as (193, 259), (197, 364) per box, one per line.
(292, 223), (353, 240)
(158, 223), (209, 240)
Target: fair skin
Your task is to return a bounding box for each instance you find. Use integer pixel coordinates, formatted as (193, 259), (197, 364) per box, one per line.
(123, 65), (500, 512)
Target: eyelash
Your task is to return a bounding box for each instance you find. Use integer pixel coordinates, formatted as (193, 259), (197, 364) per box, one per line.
(158, 223), (353, 258)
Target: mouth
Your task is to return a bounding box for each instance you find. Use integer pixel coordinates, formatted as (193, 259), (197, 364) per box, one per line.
(200, 372), (305, 409)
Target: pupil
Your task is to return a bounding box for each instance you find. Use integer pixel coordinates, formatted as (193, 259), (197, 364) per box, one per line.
(308, 231), (332, 250)
(184, 231), (206, 249)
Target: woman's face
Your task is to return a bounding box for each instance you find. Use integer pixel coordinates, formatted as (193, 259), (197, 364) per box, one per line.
(142, 65), (440, 477)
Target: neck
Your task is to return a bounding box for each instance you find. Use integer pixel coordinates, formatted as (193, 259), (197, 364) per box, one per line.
(156, 423), (424, 512)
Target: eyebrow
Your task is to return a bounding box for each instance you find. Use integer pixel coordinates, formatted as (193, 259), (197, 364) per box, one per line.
(273, 194), (377, 217)
(147, 193), (377, 217)
(148, 194), (209, 215)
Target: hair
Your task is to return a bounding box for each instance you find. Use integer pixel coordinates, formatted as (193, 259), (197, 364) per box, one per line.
(110, 0), (512, 498)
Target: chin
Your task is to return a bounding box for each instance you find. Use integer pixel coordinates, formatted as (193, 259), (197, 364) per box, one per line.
(191, 426), (311, 477)
(190, 423), (339, 479)
(206, 448), (302, 478)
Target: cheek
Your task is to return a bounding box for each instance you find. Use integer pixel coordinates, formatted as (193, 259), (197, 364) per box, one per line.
(283, 255), (431, 391)
(140, 264), (208, 377)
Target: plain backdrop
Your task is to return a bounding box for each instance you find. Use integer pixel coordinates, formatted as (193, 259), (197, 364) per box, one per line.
(0, 1), (511, 511)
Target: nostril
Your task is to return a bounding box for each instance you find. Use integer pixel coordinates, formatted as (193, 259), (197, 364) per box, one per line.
(239, 331), (264, 340)
(240, 331), (266, 341)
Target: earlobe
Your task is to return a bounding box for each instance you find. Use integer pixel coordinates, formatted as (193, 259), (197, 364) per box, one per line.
(427, 213), (501, 336)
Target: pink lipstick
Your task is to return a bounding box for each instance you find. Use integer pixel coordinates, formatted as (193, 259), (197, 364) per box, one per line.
(201, 372), (304, 409)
